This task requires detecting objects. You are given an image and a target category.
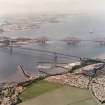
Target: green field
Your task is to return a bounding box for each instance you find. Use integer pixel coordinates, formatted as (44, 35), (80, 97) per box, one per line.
(20, 80), (105, 105)
(20, 80), (61, 102)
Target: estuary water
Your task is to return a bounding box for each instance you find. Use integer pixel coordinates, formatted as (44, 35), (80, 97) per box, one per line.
(0, 14), (105, 81)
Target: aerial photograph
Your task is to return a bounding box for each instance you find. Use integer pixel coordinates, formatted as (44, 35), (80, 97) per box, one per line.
(0, 0), (105, 105)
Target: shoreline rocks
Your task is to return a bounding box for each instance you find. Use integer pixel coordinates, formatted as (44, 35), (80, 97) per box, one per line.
(46, 73), (90, 89)
(90, 76), (105, 103)
(0, 85), (23, 105)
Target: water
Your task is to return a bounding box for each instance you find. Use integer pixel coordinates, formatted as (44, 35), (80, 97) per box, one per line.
(0, 14), (105, 81)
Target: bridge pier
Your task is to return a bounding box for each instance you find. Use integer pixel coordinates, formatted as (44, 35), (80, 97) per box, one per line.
(62, 37), (81, 45)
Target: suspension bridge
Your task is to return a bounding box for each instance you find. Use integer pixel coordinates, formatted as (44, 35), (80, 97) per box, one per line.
(6, 46), (105, 64)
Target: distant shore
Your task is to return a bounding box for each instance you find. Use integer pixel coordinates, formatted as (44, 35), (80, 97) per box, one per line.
(97, 53), (105, 59)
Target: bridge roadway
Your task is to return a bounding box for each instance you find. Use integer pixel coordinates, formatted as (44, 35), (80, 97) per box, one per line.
(13, 47), (105, 63)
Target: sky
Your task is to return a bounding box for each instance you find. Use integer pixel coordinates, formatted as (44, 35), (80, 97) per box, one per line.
(0, 0), (105, 15)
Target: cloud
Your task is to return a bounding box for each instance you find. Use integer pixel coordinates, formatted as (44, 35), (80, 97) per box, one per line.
(0, 0), (105, 15)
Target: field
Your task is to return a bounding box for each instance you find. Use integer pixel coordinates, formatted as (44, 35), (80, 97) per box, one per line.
(19, 80), (104, 105)
(20, 80), (61, 102)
